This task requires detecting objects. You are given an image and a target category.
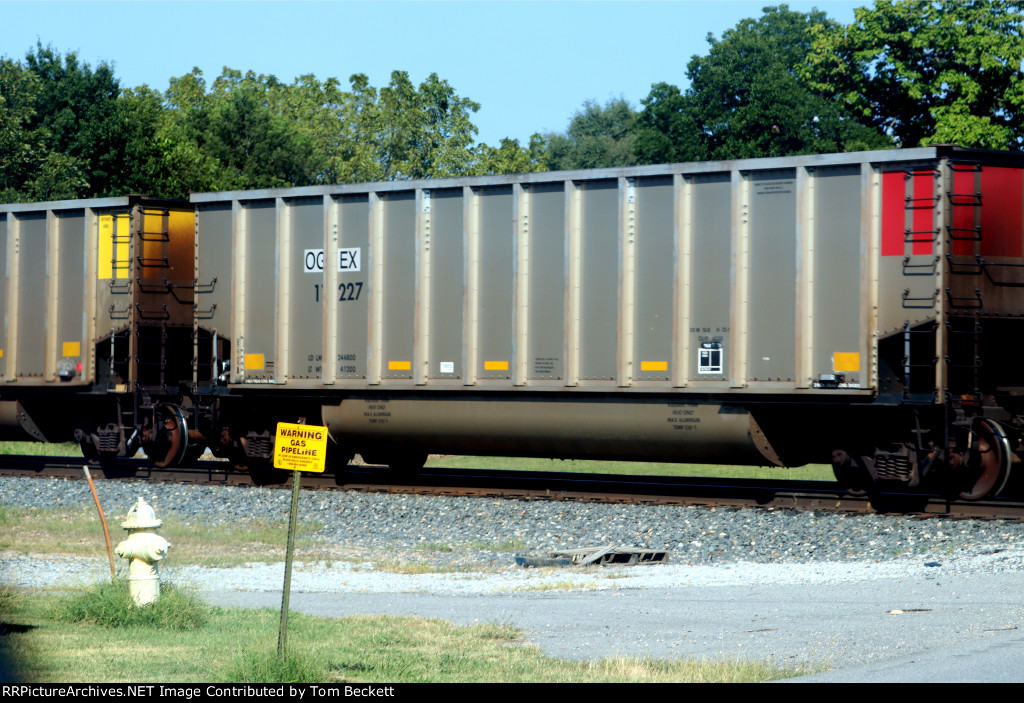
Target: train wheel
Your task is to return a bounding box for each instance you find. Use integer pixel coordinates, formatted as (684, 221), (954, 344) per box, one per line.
(959, 418), (1012, 501)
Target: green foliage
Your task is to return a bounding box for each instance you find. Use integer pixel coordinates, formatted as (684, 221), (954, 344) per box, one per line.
(53, 580), (211, 631)
(207, 69), (317, 190)
(340, 70), (483, 181)
(25, 151), (89, 201)
(152, 68), (220, 197)
(22, 42), (129, 198)
(0, 43), (174, 200)
(0, 43), (529, 202)
(153, 68), (318, 195)
(804, 0), (1024, 148)
(632, 82), (705, 164)
(470, 133), (548, 175)
(112, 86), (167, 195)
(282, 73), (351, 184)
(151, 67), (511, 194)
(544, 97), (638, 170)
(0, 44), (124, 201)
(634, 5), (892, 164)
(0, 58), (41, 201)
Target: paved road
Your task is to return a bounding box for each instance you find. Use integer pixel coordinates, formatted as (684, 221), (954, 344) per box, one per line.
(201, 569), (1024, 683)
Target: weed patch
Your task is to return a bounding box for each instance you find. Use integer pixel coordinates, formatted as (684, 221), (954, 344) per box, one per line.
(468, 538), (529, 552)
(416, 542), (454, 552)
(224, 649), (332, 684)
(52, 581), (211, 631)
(372, 560), (461, 575)
(506, 578), (599, 592)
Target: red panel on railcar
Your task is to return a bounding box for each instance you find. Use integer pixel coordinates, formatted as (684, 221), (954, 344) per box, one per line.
(980, 166), (1023, 259)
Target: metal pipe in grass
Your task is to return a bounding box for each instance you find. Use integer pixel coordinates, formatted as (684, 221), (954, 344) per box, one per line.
(82, 465), (116, 581)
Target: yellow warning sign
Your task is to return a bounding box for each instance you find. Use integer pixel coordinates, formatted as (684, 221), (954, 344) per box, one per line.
(273, 422), (328, 473)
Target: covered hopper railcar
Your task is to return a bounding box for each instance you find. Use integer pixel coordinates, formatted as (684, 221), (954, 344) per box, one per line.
(3, 146), (1024, 500)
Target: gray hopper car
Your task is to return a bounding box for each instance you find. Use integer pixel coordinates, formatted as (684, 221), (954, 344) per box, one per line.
(187, 145), (1024, 500)
(2, 146), (1024, 500)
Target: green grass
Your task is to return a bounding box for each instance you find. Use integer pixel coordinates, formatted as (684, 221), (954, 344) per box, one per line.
(416, 542), (454, 552)
(370, 559), (467, 575)
(468, 538), (530, 552)
(1, 588), (820, 683)
(0, 437), (834, 481)
(225, 649), (332, 684)
(0, 505), (331, 566)
(0, 440), (83, 457)
(504, 578), (600, 592)
(0, 505), (504, 574)
(52, 581), (211, 631)
(425, 454), (834, 480)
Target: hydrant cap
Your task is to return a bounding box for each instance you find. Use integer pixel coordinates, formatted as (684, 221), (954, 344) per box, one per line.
(121, 497), (163, 529)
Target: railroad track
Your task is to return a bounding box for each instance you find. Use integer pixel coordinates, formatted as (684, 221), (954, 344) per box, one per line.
(1, 454), (1021, 521)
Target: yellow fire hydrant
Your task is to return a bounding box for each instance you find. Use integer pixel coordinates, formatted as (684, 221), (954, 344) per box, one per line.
(115, 497), (170, 607)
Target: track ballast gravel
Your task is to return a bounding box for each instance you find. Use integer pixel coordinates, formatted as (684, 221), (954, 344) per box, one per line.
(2, 475), (1024, 594)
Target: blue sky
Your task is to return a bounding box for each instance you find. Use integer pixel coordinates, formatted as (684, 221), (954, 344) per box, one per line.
(3, 0), (863, 146)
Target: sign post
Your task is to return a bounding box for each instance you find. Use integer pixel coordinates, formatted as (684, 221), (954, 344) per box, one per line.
(273, 420), (328, 658)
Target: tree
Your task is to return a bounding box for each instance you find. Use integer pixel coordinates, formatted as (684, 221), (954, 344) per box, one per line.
(25, 151), (88, 201)
(205, 69), (316, 190)
(407, 73), (481, 178)
(470, 134), (548, 175)
(1, 44), (157, 201)
(804, 0), (1024, 149)
(282, 73), (349, 184)
(634, 5), (891, 164)
(340, 71), (482, 182)
(108, 85), (165, 195)
(154, 67), (223, 197)
(631, 82), (706, 164)
(22, 43), (126, 197)
(156, 67), (327, 194)
(0, 58), (41, 201)
(544, 98), (638, 170)
(2, 45), (529, 200)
